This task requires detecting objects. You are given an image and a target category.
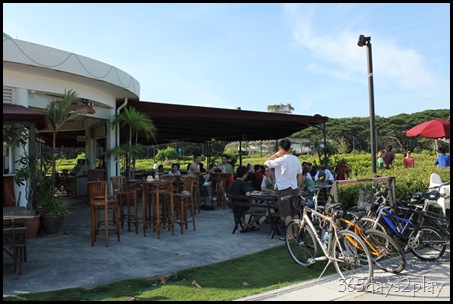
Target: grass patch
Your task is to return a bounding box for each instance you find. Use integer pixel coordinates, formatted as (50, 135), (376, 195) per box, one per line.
(5, 245), (336, 301)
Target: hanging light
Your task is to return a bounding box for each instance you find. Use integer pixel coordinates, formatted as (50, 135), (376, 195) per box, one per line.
(74, 98), (95, 114)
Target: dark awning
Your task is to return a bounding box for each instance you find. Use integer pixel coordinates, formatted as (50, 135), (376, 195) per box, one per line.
(125, 100), (328, 145)
(3, 103), (48, 130)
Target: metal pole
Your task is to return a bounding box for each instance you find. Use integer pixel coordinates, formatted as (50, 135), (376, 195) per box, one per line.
(366, 42), (377, 174)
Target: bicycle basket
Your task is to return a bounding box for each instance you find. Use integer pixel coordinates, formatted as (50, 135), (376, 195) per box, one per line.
(357, 188), (373, 211)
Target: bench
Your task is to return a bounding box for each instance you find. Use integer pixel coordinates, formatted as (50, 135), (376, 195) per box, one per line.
(229, 194), (281, 238)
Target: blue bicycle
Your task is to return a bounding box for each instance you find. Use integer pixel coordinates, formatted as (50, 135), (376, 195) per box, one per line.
(359, 185), (448, 261)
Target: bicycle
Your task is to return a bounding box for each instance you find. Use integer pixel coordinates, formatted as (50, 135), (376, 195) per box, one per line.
(320, 204), (406, 274)
(359, 185), (449, 261)
(309, 190), (405, 274)
(282, 194), (374, 287)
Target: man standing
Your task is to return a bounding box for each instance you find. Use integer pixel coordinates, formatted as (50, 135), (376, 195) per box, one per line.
(265, 138), (302, 241)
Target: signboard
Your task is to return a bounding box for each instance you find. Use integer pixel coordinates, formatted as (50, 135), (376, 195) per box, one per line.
(77, 136), (86, 142)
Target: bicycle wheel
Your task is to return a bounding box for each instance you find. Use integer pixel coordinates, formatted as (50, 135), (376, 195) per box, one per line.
(409, 226), (447, 261)
(364, 229), (406, 274)
(285, 220), (318, 267)
(359, 216), (387, 233)
(333, 230), (373, 287)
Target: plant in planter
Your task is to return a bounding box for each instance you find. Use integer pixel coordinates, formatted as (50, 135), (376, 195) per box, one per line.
(37, 186), (70, 235)
(11, 89), (90, 236)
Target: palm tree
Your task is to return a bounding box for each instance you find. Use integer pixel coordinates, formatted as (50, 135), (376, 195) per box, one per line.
(111, 106), (156, 179)
(46, 89), (88, 193)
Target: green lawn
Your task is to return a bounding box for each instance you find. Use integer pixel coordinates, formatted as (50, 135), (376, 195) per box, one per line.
(4, 245), (336, 301)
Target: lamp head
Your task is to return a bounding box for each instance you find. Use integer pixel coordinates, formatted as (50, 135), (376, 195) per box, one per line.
(357, 34), (371, 47)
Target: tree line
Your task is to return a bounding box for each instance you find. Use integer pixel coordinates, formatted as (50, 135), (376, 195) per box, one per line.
(292, 109), (450, 155)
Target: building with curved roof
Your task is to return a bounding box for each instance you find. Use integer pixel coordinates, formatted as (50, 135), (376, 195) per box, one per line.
(3, 33), (139, 205)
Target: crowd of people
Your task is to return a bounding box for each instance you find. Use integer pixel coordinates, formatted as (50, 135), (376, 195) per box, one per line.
(146, 138), (449, 239)
(376, 145), (449, 170)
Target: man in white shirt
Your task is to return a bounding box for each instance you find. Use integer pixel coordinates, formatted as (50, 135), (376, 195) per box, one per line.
(265, 139), (302, 241)
(314, 165), (335, 182)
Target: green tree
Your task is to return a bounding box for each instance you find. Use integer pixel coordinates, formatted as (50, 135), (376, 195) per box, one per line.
(46, 89), (83, 194)
(155, 146), (178, 162)
(266, 103), (294, 113)
(111, 106), (156, 179)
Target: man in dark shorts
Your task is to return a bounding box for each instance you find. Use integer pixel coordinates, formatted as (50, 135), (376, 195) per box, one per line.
(265, 139), (303, 240)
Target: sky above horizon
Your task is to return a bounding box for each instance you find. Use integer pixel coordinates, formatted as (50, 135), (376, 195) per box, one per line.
(3, 3), (450, 119)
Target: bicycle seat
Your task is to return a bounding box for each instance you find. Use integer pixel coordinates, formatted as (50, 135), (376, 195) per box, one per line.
(325, 203), (342, 210)
(345, 210), (366, 221)
(425, 190), (441, 201)
(410, 190), (441, 201)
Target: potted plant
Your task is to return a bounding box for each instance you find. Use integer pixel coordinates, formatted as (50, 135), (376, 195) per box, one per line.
(37, 187), (70, 235)
(11, 89), (89, 236)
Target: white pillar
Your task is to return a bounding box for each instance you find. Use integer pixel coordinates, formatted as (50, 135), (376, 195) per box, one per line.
(13, 88), (30, 207)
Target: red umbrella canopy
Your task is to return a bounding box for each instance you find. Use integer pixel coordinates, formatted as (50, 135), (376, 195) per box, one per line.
(405, 118), (450, 139)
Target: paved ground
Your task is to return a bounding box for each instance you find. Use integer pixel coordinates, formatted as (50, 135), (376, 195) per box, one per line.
(3, 197), (450, 301)
(238, 248), (450, 301)
(3, 197), (283, 297)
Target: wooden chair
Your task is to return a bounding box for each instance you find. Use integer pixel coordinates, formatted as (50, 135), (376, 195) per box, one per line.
(3, 217), (27, 275)
(110, 175), (135, 230)
(87, 180), (120, 247)
(192, 172), (202, 212)
(173, 175), (196, 234)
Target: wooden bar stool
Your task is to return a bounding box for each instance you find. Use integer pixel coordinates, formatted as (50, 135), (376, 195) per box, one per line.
(87, 180), (120, 247)
(173, 175), (196, 234)
(110, 175), (135, 230)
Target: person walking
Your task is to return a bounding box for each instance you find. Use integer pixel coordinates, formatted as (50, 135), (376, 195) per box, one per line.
(264, 138), (302, 241)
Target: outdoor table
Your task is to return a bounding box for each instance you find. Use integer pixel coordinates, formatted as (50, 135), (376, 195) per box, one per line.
(229, 191), (280, 238)
(137, 179), (174, 238)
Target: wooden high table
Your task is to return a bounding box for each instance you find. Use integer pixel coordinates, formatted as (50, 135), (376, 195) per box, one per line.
(134, 179), (174, 239)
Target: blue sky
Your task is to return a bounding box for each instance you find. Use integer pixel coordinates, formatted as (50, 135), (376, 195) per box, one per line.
(3, 3), (450, 119)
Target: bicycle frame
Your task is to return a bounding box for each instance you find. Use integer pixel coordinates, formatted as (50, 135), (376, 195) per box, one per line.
(340, 217), (382, 257)
(298, 206), (352, 279)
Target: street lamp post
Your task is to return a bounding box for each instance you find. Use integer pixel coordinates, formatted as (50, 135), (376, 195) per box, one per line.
(358, 34), (377, 174)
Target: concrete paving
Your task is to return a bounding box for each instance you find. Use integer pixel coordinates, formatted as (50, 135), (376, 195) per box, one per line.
(3, 197), (450, 301)
(3, 197), (283, 297)
(238, 245), (450, 301)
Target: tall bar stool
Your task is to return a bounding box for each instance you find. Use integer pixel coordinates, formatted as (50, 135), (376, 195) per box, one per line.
(87, 180), (120, 247)
(173, 175), (196, 233)
(192, 172), (201, 212)
(110, 175), (135, 230)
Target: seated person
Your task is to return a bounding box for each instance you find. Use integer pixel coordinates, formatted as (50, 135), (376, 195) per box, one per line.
(314, 165), (335, 182)
(168, 163), (182, 176)
(299, 169), (316, 208)
(228, 165), (266, 232)
(254, 164), (264, 185)
(261, 167), (276, 193)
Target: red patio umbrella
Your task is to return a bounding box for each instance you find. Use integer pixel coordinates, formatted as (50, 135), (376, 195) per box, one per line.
(405, 118), (450, 139)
